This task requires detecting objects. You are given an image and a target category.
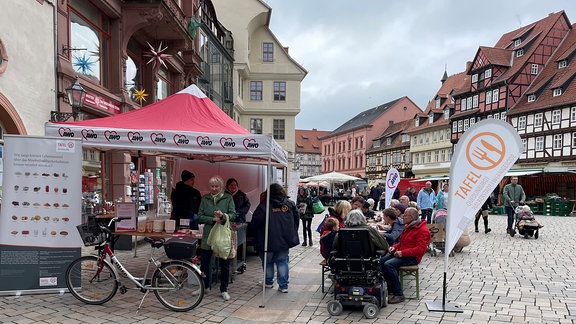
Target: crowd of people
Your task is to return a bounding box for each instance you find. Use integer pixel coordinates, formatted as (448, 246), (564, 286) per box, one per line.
(169, 171), (531, 305)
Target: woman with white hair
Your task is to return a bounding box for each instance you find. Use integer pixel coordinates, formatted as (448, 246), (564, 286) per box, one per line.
(332, 210), (388, 252)
(198, 176), (236, 301)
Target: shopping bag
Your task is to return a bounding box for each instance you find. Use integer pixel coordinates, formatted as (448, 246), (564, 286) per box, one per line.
(207, 214), (232, 258)
(312, 200), (325, 214)
(228, 230), (237, 259)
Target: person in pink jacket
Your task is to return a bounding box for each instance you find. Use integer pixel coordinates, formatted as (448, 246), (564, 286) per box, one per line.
(379, 207), (430, 304)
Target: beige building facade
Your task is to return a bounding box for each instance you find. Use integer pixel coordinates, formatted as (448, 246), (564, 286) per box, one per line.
(212, 0), (308, 179)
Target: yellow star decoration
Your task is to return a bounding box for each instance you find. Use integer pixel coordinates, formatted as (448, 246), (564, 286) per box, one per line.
(133, 88), (148, 105)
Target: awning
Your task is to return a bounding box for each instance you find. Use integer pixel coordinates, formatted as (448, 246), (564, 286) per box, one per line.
(410, 176), (450, 182)
(504, 169), (543, 176)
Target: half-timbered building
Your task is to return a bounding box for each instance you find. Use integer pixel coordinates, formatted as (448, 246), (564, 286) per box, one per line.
(366, 120), (412, 180)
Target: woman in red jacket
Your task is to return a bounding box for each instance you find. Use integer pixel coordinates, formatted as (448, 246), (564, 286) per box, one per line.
(379, 207), (430, 304)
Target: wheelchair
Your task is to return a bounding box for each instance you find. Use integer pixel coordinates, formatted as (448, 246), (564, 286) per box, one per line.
(327, 227), (387, 319)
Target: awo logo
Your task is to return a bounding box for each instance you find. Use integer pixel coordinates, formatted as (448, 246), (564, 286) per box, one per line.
(220, 137), (236, 148)
(105, 130), (120, 142)
(197, 136), (213, 147)
(58, 127), (75, 138)
(128, 131), (143, 143)
(243, 138), (259, 150)
(173, 134), (189, 146)
(81, 129), (97, 140)
(150, 132), (166, 144)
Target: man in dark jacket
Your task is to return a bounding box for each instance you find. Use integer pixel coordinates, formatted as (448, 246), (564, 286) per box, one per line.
(251, 183), (299, 293)
(170, 170), (202, 229)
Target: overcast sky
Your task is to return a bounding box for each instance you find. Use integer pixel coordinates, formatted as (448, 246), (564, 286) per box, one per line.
(262, 0), (576, 131)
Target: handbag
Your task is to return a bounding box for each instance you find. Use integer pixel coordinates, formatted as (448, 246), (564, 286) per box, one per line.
(298, 203), (307, 215)
(206, 214), (232, 258)
(312, 200), (325, 214)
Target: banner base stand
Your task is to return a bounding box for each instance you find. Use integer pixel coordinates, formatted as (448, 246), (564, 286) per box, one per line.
(426, 301), (463, 313)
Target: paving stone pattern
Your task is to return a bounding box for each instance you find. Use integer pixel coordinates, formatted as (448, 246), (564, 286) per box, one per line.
(0, 214), (574, 323)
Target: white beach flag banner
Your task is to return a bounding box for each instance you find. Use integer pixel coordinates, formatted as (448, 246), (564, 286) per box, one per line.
(445, 119), (522, 270)
(385, 168), (400, 208)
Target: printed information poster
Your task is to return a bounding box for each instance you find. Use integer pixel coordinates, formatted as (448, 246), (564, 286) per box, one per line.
(115, 202), (137, 231)
(0, 135), (82, 294)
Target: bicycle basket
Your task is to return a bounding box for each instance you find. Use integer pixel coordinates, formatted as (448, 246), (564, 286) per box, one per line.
(76, 222), (106, 246)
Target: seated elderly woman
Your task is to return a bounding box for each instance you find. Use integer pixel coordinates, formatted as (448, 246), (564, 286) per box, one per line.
(332, 209), (389, 253)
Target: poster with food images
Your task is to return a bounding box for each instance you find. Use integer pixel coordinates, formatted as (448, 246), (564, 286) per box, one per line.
(0, 135), (82, 293)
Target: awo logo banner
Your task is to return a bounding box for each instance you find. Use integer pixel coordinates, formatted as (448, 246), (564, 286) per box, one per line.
(150, 133), (166, 144)
(58, 127), (75, 138)
(197, 136), (213, 147)
(220, 137), (237, 148)
(128, 131), (143, 143)
(81, 129), (97, 140)
(173, 134), (190, 146)
(242, 138), (259, 150)
(104, 130), (121, 142)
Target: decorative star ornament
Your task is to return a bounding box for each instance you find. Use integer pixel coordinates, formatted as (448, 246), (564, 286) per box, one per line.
(144, 42), (171, 72)
(188, 18), (203, 39)
(133, 88), (148, 105)
(73, 54), (94, 75)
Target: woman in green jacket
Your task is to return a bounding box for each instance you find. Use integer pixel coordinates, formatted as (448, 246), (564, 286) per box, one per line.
(198, 176), (236, 301)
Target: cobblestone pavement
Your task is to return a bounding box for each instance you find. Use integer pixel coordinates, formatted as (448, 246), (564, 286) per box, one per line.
(0, 213), (575, 323)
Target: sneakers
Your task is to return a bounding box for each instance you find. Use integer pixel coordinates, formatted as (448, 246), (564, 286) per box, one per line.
(265, 284), (273, 288)
(388, 295), (405, 304)
(278, 287), (288, 293)
(302, 242), (307, 247)
(221, 291), (230, 301)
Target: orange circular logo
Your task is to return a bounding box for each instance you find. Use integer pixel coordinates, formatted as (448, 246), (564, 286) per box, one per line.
(466, 132), (506, 170)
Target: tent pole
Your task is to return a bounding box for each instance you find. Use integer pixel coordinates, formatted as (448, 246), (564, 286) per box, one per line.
(260, 137), (274, 308)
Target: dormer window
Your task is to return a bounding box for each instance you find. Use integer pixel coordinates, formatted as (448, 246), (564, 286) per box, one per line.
(516, 49), (524, 57)
(553, 88), (562, 97)
(428, 113), (433, 124)
(450, 97), (455, 104)
(514, 39), (522, 47)
(443, 108), (449, 120)
(559, 60), (567, 69)
(435, 98), (441, 108)
(386, 138), (391, 145)
(471, 74), (478, 83)
(484, 68), (492, 78)
(415, 118), (420, 127)
(531, 64), (539, 75)
(527, 94), (535, 102)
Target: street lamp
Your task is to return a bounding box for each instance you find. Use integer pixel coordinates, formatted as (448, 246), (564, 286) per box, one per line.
(51, 77), (87, 121)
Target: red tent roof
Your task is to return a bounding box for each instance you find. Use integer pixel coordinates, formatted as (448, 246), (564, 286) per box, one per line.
(56, 85), (249, 134)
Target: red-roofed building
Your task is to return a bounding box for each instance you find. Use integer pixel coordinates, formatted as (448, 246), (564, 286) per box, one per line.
(295, 129), (330, 178)
(366, 119), (413, 180)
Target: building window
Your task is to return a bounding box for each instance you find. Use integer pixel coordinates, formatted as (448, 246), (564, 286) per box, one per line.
(531, 64), (539, 75)
(435, 98), (441, 108)
(518, 116), (526, 130)
(553, 88), (562, 97)
(514, 39), (522, 47)
(559, 60), (567, 69)
(250, 81), (263, 100)
(426, 151), (431, 163)
(471, 74), (478, 83)
(486, 91), (492, 104)
(157, 67), (172, 100)
(250, 118), (262, 134)
(536, 136), (544, 150)
(516, 49), (524, 57)
(463, 119), (469, 131)
(428, 113), (433, 124)
(470, 117), (476, 126)
(573, 133), (576, 148)
(457, 120), (463, 132)
(414, 153), (419, 164)
(273, 119), (285, 140)
(433, 131), (438, 142)
(485, 68), (492, 78)
(552, 110), (561, 124)
(500, 112), (506, 120)
(415, 118), (420, 127)
(534, 113), (543, 127)
(452, 122), (457, 133)
(473, 95), (479, 108)
(439, 130), (444, 141)
(263, 42), (273, 62)
(467, 97), (472, 109)
(461, 98), (467, 111)
(493, 89), (499, 102)
(425, 133), (429, 143)
(527, 94), (536, 102)
(434, 150), (439, 162)
(70, 0), (111, 87)
(443, 108), (449, 120)
(522, 139), (527, 153)
(413, 136), (417, 146)
(273, 81), (286, 101)
(553, 134), (562, 149)
(126, 41), (145, 104)
(386, 138), (391, 145)
(571, 107), (576, 122)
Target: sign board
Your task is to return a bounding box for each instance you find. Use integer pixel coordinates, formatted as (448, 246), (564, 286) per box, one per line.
(114, 202), (137, 231)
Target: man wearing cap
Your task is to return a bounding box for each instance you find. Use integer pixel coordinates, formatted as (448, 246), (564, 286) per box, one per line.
(170, 170), (202, 229)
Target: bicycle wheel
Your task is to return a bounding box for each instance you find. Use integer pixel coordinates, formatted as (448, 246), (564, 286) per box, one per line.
(152, 261), (204, 311)
(65, 255), (118, 305)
